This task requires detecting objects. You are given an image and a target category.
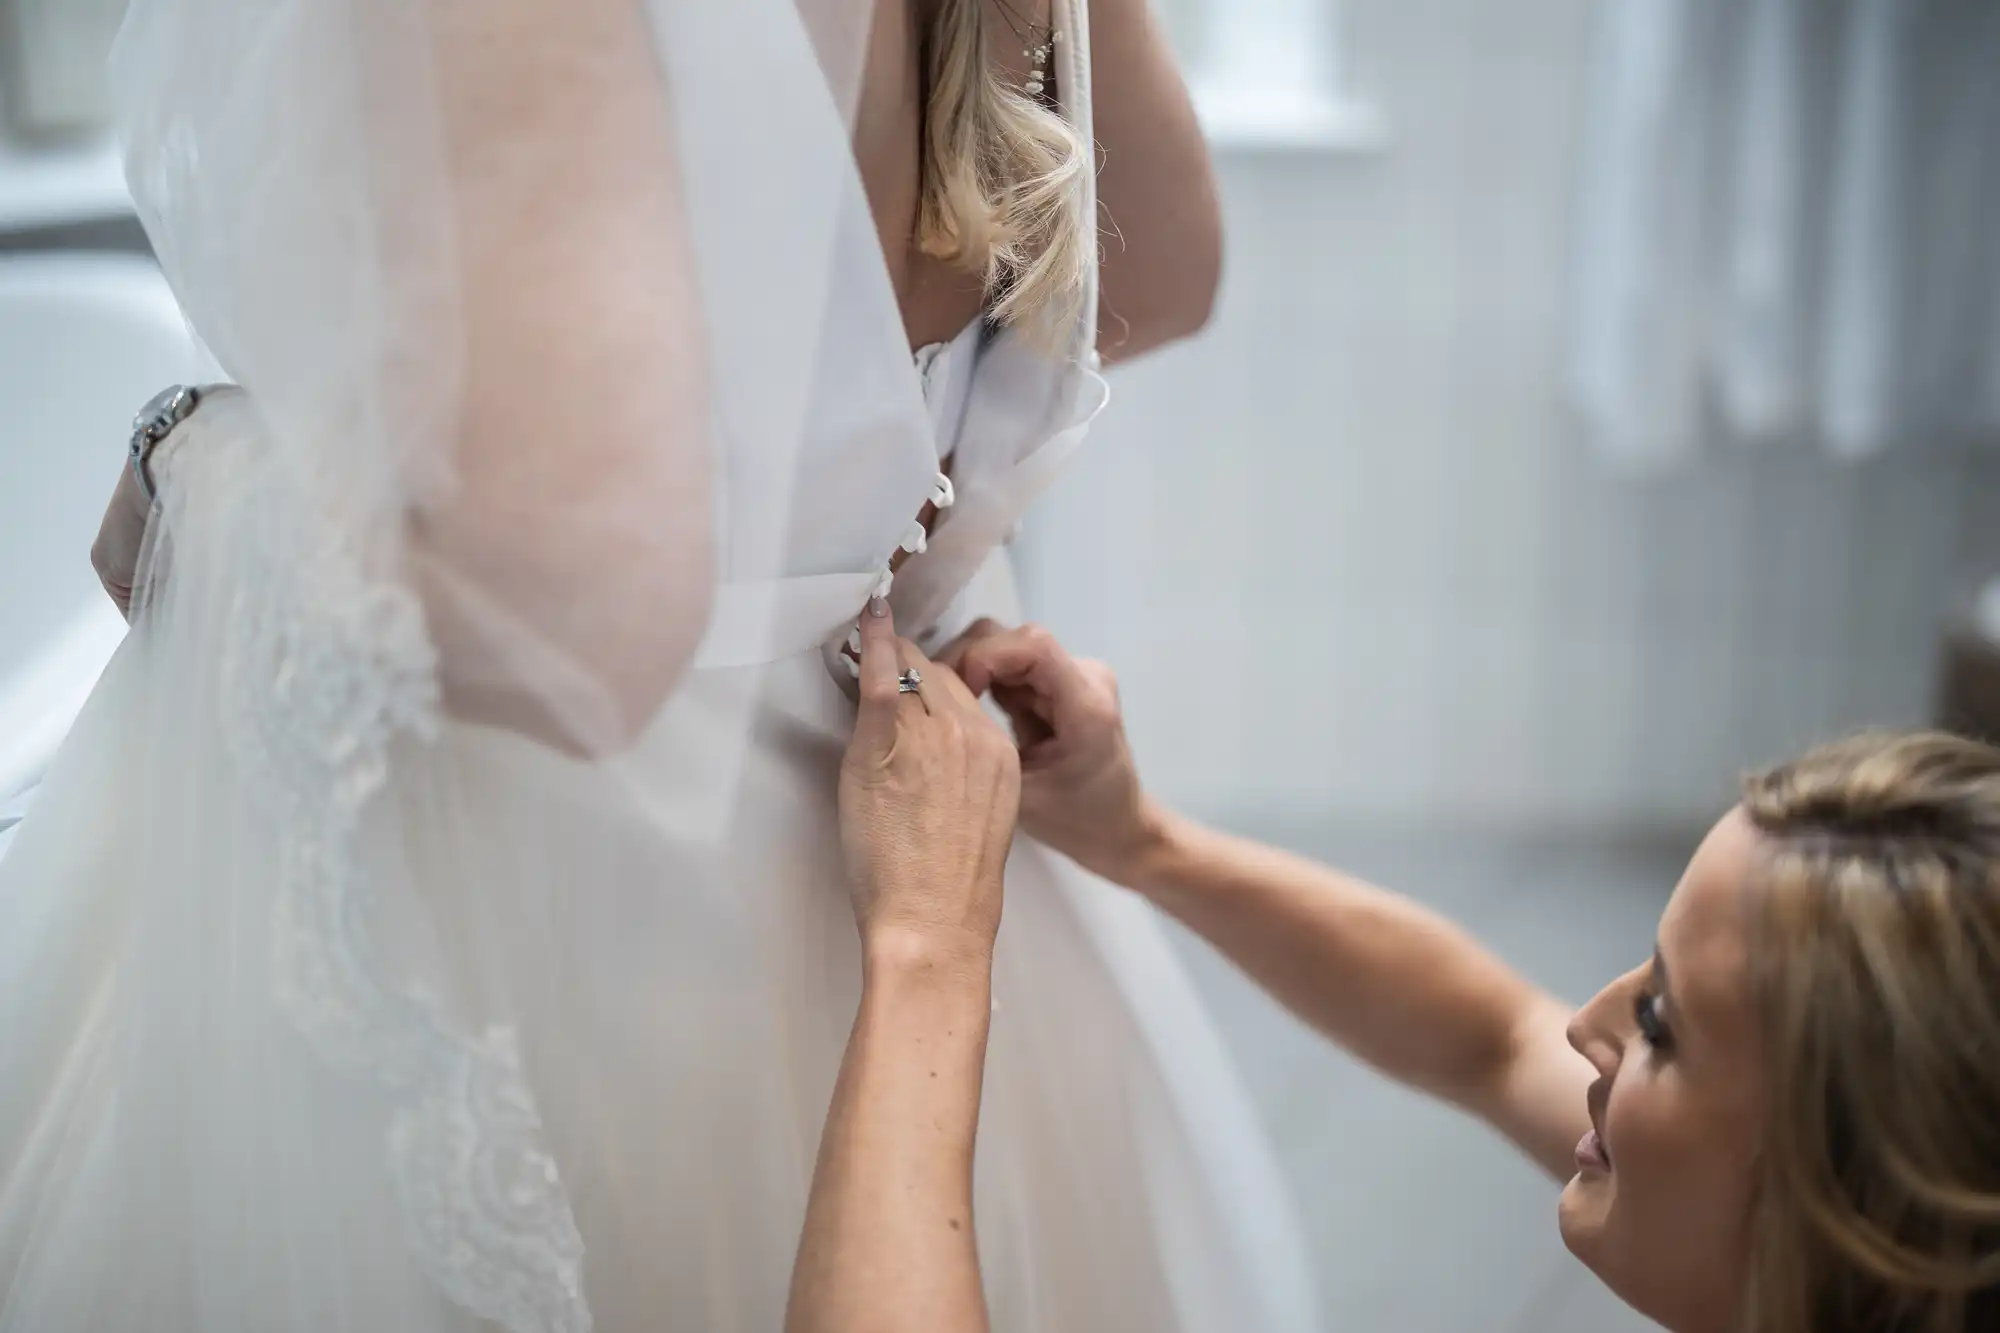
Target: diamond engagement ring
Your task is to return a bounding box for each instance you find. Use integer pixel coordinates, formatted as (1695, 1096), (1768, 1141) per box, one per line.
(897, 669), (923, 695)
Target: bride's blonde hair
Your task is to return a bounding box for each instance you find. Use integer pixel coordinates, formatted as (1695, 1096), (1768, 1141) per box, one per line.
(918, 0), (1091, 344)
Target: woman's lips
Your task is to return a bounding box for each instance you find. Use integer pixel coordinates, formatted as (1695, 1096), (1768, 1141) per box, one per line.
(1578, 1075), (1612, 1174)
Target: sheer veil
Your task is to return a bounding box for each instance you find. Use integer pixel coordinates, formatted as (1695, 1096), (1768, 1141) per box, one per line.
(0, 1), (985, 1329)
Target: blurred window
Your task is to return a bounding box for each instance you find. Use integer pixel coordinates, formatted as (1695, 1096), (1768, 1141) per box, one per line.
(1160, 0), (1382, 149)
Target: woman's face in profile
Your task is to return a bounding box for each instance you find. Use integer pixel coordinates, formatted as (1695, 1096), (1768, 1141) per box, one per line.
(1559, 810), (1770, 1333)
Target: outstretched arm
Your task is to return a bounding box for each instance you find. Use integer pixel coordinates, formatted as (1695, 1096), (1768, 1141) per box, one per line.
(941, 621), (1595, 1181)
(1125, 812), (1592, 1179)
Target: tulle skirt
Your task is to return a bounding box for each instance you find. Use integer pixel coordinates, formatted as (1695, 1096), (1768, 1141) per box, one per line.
(0, 510), (1316, 1332)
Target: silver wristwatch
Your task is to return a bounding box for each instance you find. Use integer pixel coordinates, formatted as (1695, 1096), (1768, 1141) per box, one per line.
(129, 384), (205, 504)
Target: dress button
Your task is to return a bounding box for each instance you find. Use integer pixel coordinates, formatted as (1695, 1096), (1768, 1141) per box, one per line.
(821, 636), (862, 698)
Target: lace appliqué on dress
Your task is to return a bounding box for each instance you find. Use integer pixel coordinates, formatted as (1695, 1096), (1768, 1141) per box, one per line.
(391, 1028), (591, 1333)
(180, 422), (591, 1333)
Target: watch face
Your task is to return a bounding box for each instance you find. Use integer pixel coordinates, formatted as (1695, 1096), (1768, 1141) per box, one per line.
(135, 385), (190, 434)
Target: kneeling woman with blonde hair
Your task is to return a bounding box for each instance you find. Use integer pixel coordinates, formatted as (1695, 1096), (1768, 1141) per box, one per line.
(808, 607), (2000, 1333)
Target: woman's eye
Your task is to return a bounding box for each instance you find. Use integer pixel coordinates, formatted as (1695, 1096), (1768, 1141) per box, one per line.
(1634, 991), (1673, 1052)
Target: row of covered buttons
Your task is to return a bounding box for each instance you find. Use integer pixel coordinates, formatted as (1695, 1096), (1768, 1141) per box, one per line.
(842, 469), (956, 676)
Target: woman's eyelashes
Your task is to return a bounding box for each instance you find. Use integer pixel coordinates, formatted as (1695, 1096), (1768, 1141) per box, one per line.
(1634, 990), (1674, 1053)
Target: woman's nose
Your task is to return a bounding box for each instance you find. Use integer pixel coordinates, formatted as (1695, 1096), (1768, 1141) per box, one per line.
(1567, 968), (1636, 1077)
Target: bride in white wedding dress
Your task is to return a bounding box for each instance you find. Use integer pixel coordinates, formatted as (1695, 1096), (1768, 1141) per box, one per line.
(0, 1), (1316, 1330)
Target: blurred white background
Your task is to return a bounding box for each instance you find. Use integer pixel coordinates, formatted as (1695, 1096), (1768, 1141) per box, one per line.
(1023, 0), (2000, 839)
(4, 1), (1998, 1329)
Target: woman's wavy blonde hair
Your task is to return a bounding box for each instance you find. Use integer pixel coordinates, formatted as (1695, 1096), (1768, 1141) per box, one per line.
(1740, 731), (2000, 1332)
(917, 0), (1091, 345)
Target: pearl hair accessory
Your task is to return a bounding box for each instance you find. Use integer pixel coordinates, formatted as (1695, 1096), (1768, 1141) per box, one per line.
(992, 0), (1059, 101)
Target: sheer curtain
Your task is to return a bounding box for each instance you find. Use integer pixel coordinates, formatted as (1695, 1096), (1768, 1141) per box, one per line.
(1568, 0), (2000, 467)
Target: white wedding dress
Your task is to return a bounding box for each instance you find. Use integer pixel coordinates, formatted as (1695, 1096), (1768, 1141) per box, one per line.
(0, 2), (1316, 1330)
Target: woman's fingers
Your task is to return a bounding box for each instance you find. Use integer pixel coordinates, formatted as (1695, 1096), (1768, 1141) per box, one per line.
(934, 618), (1006, 678)
(947, 624), (1075, 702)
(943, 624), (1099, 758)
(853, 597), (906, 748)
(91, 463), (150, 621)
(856, 604), (982, 747)
(857, 610), (1045, 780)
(902, 640), (992, 723)
(836, 608), (1022, 950)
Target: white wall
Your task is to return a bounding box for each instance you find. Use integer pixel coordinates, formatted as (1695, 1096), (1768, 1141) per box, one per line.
(1018, 0), (2000, 836)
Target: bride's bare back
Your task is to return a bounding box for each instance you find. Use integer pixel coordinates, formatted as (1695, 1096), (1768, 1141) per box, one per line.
(854, 0), (991, 350)
(856, 0), (1056, 348)
(852, 0), (1223, 359)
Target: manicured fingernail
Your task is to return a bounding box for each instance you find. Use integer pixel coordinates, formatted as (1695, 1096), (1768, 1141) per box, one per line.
(868, 596), (889, 618)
